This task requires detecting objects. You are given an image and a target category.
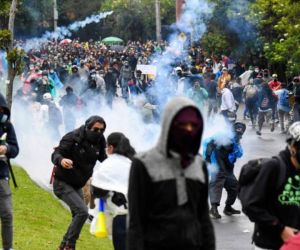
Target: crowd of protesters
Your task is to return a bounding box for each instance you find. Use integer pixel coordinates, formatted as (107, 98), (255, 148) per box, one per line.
(1, 38), (300, 250)
(2, 38), (297, 138)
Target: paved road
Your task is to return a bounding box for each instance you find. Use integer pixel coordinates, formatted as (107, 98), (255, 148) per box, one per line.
(213, 115), (287, 250)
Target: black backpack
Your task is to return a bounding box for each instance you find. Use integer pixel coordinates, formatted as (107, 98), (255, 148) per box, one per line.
(238, 156), (286, 209)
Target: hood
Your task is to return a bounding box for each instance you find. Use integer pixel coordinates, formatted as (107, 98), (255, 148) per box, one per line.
(0, 93), (10, 119)
(85, 115), (106, 131)
(157, 96), (203, 156)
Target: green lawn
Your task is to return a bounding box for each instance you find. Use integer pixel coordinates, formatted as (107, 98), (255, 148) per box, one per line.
(10, 166), (113, 250)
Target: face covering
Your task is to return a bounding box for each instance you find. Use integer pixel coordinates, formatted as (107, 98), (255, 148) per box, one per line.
(86, 129), (103, 144)
(168, 108), (202, 157)
(169, 128), (200, 156)
(0, 113), (8, 123)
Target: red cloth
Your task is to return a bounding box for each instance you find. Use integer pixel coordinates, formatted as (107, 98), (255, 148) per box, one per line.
(268, 80), (281, 91)
(280, 233), (300, 250)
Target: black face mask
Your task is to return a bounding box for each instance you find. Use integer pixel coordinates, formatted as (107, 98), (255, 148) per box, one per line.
(86, 130), (103, 144)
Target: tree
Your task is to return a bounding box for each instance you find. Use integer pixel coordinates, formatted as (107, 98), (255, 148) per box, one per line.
(249, 0), (300, 78)
(100, 0), (175, 40)
(0, 0), (25, 109)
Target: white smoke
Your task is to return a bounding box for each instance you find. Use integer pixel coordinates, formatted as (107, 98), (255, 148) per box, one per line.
(22, 11), (113, 52)
(177, 0), (214, 42)
(11, 96), (159, 189)
(10, 0), (236, 190)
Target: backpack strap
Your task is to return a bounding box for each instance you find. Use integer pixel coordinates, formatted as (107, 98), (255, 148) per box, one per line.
(273, 155), (286, 191)
(0, 122), (18, 188)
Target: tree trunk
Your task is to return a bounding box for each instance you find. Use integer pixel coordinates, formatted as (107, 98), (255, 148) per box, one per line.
(7, 66), (15, 110)
(6, 0), (18, 110)
(155, 0), (162, 42)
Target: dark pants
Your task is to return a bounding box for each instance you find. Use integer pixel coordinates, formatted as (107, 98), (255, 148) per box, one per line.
(113, 215), (126, 250)
(257, 109), (274, 132)
(0, 179), (13, 250)
(207, 98), (218, 118)
(293, 103), (300, 122)
(245, 98), (258, 125)
(209, 167), (238, 206)
(53, 178), (88, 248)
(278, 109), (291, 132)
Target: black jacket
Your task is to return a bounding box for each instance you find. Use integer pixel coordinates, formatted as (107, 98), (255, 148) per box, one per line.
(127, 97), (215, 250)
(243, 148), (300, 249)
(51, 126), (106, 188)
(128, 159), (215, 250)
(0, 94), (19, 179)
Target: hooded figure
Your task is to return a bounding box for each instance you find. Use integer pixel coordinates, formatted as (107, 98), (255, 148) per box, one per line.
(51, 115), (107, 250)
(127, 96), (215, 250)
(0, 93), (19, 250)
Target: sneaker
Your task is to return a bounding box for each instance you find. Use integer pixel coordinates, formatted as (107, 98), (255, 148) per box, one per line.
(223, 205), (241, 216)
(210, 205), (221, 219)
(256, 131), (261, 136)
(270, 123), (275, 132)
(64, 246), (75, 250)
(86, 214), (94, 224)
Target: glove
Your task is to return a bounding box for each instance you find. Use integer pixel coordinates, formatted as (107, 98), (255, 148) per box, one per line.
(111, 192), (127, 208)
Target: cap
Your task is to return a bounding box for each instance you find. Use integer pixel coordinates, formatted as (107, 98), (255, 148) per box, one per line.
(222, 67), (228, 71)
(43, 93), (52, 100)
(175, 66), (182, 72)
(272, 74), (278, 78)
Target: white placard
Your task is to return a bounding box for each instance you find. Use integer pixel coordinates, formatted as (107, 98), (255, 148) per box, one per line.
(136, 65), (157, 76)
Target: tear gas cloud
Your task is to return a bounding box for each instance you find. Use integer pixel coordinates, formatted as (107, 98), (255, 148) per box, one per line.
(226, 0), (261, 58)
(22, 11), (113, 52)
(11, 95), (160, 189)
(10, 0), (236, 188)
(149, 0), (215, 108)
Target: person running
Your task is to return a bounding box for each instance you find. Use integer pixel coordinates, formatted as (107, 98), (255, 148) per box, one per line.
(204, 122), (246, 219)
(51, 116), (107, 250)
(256, 82), (276, 136)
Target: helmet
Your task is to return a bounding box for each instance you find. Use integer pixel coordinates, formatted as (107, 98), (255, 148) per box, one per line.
(43, 93), (52, 101)
(287, 122), (300, 143)
(272, 74), (278, 78)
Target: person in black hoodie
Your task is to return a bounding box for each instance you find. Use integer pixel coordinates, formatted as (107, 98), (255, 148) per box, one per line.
(127, 96), (215, 250)
(242, 121), (300, 250)
(52, 115), (107, 250)
(0, 93), (19, 250)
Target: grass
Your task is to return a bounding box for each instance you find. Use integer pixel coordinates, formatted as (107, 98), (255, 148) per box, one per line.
(10, 166), (113, 250)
